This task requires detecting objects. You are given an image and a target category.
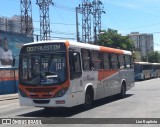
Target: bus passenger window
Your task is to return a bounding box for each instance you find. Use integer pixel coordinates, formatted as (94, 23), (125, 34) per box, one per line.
(125, 55), (131, 68)
(111, 54), (119, 70)
(81, 49), (92, 71)
(91, 50), (102, 70)
(118, 54), (125, 69)
(103, 52), (110, 69)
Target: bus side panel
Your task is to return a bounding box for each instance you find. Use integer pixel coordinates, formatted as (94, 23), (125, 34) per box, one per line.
(70, 71), (101, 105)
(101, 70), (121, 97)
(69, 77), (85, 106)
(120, 69), (135, 91)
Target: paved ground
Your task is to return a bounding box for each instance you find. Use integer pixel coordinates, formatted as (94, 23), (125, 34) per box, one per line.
(0, 79), (160, 127)
(0, 93), (18, 101)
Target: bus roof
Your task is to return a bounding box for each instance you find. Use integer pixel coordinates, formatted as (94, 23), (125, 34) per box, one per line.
(134, 62), (153, 65)
(23, 40), (132, 55)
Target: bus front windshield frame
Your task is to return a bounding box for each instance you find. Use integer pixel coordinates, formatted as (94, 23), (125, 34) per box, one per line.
(19, 52), (67, 86)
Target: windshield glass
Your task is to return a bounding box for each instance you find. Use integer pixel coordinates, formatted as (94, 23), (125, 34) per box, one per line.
(20, 53), (66, 86)
(134, 64), (142, 73)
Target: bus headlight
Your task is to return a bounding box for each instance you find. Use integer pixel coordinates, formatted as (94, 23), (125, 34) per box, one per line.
(19, 88), (27, 97)
(54, 88), (68, 98)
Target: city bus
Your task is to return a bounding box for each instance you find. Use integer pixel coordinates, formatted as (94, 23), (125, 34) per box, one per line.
(18, 40), (135, 109)
(134, 62), (154, 80)
(152, 63), (160, 78)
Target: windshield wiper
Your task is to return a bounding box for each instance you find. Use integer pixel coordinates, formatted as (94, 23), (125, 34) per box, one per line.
(45, 71), (58, 78)
(46, 75), (58, 78)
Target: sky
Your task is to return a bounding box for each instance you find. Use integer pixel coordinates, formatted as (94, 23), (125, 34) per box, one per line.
(0, 0), (160, 51)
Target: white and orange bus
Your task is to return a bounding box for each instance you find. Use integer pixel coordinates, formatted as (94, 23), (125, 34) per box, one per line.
(18, 40), (134, 109)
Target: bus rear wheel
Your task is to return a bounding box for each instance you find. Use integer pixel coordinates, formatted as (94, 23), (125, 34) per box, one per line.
(44, 107), (53, 111)
(83, 89), (93, 110)
(120, 83), (126, 99)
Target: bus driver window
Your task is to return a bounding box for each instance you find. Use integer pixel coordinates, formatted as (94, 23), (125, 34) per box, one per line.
(69, 50), (82, 80)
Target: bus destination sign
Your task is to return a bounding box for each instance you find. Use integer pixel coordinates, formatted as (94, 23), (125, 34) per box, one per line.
(22, 43), (66, 53)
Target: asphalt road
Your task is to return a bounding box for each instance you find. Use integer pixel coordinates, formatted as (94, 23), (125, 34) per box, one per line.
(1, 78), (160, 127)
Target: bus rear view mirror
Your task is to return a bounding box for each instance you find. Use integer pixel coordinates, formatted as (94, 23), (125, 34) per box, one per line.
(73, 53), (78, 62)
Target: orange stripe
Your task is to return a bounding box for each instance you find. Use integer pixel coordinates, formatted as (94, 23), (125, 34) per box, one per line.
(65, 40), (70, 47)
(0, 77), (19, 80)
(98, 70), (118, 81)
(0, 70), (18, 77)
(100, 46), (124, 54)
(0, 77), (18, 81)
(19, 77), (70, 99)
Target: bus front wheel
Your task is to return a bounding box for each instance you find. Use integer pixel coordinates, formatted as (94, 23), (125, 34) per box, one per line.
(83, 88), (93, 110)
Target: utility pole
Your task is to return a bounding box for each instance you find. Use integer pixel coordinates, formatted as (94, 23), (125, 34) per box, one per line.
(20, 0), (33, 36)
(92, 0), (105, 44)
(76, 6), (81, 42)
(81, 0), (92, 43)
(36, 0), (53, 41)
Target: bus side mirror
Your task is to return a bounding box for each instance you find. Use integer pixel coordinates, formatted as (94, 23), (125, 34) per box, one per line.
(73, 53), (78, 62)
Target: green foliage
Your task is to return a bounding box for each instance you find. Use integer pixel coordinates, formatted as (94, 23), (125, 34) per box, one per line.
(97, 29), (133, 51)
(141, 56), (147, 62)
(133, 51), (141, 62)
(148, 51), (160, 63)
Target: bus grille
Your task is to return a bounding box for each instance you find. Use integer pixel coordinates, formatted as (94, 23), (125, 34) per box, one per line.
(33, 100), (50, 104)
(26, 88), (56, 93)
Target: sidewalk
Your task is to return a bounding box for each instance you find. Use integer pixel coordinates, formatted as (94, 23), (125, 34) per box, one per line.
(0, 93), (18, 101)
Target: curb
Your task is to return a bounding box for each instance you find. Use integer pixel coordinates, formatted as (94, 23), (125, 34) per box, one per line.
(0, 93), (18, 101)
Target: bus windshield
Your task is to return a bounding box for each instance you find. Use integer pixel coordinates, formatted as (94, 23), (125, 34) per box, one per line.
(20, 53), (66, 86)
(19, 43), (67, 86)
(134, 64), (142, 73)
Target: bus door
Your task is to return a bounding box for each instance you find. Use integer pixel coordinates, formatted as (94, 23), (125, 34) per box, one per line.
(119, 55), (134, 89)
(109, 54), (121, 95)
(69, 48), (83, 105)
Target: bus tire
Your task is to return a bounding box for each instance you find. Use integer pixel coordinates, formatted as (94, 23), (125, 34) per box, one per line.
(83, 88), (93, 110)
(44, 107), (53, 111)
(120, 83), (126, 99)
(143, 75), (145, 80)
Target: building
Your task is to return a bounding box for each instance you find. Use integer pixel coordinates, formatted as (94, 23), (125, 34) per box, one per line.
(0, 15), (33, 35)
(0, 17), (7, 31)
(129, 32), (154, 59)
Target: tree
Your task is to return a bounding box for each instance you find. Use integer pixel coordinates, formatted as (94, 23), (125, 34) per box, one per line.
(97, 29), (133, 51)
(133, 51), (141, 62)
(148, 51), (160, 63)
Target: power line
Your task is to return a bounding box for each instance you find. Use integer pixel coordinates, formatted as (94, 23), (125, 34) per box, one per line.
(33, 20), (76, 26)
(51, 23), (76, 26)
(54, 2), (75, 12)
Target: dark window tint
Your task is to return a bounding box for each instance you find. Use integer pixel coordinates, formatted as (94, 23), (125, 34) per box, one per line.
(81, 49), (92, 71)
(111, 54), (118, 69)
(91, 50), (103, 70)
